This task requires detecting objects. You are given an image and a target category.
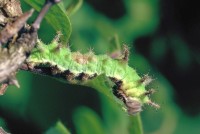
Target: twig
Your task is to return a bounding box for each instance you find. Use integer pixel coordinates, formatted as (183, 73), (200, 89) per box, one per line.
(32, 0), (61, 30)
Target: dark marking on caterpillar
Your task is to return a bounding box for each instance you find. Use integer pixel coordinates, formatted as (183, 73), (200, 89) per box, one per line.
(51, 65), (61, 75)
(112, 85), (126, 103)
(110, 77), (142, 114)
(77, 73), (90, 81)
(63, 70), (75, 81)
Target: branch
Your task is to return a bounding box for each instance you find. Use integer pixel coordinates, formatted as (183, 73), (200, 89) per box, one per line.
(0, 0), (60, 94)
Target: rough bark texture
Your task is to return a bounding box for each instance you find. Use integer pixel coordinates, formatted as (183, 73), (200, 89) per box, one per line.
(0, 0), (37, 87)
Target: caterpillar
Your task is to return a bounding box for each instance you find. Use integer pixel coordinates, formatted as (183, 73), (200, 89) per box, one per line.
(26, 35), (159, 115)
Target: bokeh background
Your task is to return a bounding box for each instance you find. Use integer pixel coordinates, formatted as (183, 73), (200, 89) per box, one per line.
(0, 0), (200, 133)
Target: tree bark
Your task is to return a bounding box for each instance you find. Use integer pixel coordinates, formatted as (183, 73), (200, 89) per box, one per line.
(0, 0), (37, 87)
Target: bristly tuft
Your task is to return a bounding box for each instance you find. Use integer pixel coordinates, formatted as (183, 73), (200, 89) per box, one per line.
(139, 74), (153, 86)
(122, 44), (129, 62)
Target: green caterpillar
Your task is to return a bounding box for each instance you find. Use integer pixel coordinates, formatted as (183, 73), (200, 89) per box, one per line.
(26, 35), (159, 115)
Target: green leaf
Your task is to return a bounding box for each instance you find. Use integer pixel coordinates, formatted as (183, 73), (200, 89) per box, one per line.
(100, 94), (143, 134)
(0, 118), (8, 132)
(66, 0), (83, 16)
(73, 107), (106, 134)
(108, 34), (122, 53)
(100, 95), (130, 134)
(84, 75), (113, 99)
(0, 71), (32, 117)
(45, 121), (71, 134)
(24, 0), (72, 43)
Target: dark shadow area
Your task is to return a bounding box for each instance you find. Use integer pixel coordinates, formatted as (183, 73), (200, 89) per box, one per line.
(135, 0), (200, 116)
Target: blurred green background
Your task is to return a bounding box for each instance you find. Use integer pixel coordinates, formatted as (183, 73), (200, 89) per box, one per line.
(0, 0), (200, 133)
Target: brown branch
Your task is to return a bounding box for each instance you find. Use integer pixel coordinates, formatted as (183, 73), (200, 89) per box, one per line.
(32, 0), (61, 30)
(0, 0), (61, 92)
(0, 0), (37, 87)
(0, 9), (34, 44)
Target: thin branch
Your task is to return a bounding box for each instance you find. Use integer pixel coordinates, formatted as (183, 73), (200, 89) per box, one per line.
(32, 0), (61, 30)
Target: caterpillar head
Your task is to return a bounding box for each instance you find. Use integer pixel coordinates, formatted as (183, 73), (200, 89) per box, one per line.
(111, 74), (159, 115)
